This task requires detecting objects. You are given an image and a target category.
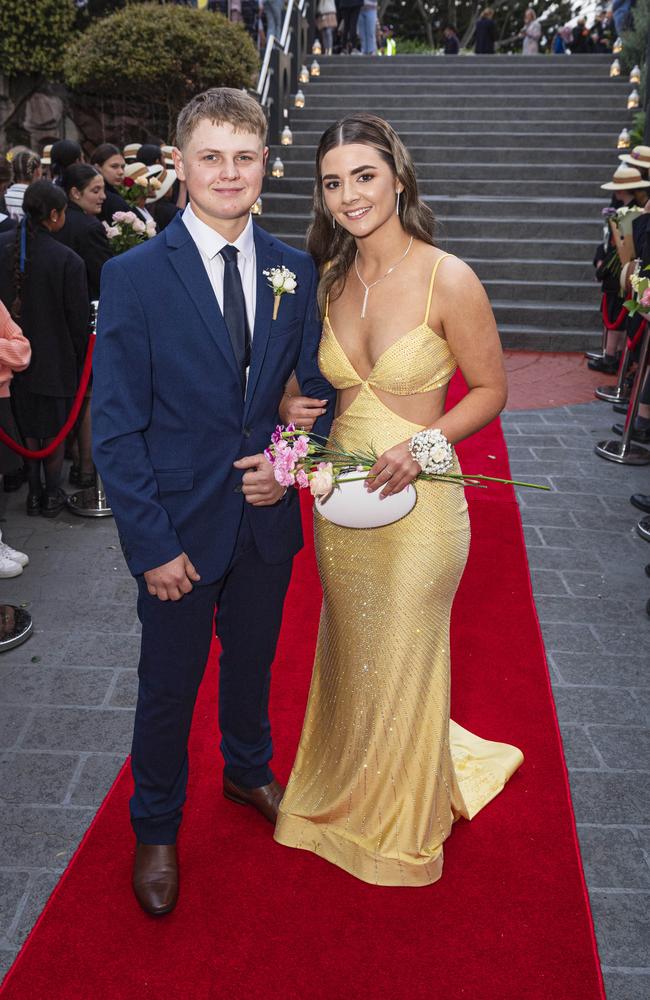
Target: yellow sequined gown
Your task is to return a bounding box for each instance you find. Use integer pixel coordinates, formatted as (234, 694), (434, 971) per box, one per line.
(274, 255), (523, 886)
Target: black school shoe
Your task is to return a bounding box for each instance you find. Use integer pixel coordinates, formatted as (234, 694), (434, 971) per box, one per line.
(612, 422), (650, 444)
(40, 488), (68, 518)
(588, 355), (619, 374)
(26, 491), (42, 516)
(631, 494), (650, 514)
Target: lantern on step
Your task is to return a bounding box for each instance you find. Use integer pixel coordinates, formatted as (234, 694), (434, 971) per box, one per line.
(613, 36), (623, 54)
(271, 157), (285, 178)
(609, 59), (621, 77)
(299, 64), (309, 84)
(627, 88), (640, 110)
(617, 127), (631, 149)
(281, 124), (293, 145)
(629, 64), (641, 84)
(294, 89), (305, 109)
(312, 38), (322, 55)
(310, 60), (321, 77)
(251, 197), (263, 216)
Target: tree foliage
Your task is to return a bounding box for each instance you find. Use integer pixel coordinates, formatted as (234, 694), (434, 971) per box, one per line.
(63, 3), (259, 121)
(0, 0), (77, 78)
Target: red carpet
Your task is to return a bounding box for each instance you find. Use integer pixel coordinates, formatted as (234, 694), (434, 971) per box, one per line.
(1, 376), (605, 1000)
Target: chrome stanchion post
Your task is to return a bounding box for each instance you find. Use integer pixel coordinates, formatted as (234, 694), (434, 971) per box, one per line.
(585, 314), (611, 362)
(67, 301), (114, 518)
(0, 604), (33, 652)
(595, 335), (632, 402)
(595, 321), (650, 465)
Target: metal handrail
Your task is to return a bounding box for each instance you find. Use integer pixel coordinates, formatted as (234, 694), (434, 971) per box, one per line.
(257, 0), (296, 97)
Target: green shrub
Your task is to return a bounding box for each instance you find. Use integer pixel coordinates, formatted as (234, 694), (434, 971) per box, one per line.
(0, 0), (77, 78)
(63, 3), (259, 132)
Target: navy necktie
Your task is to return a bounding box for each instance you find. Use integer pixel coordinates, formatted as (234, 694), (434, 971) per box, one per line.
(219, 244), (251, 394)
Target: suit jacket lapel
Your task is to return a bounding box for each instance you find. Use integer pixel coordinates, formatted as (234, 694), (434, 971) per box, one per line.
(244, 227), (279, 420)
(165, 218), (240, 380)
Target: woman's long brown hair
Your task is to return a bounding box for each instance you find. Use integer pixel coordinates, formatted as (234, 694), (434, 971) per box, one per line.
(307, 113), (436, 315)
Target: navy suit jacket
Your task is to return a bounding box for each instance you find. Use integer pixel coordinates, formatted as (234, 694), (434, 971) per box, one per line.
(92, 215), (335, 580)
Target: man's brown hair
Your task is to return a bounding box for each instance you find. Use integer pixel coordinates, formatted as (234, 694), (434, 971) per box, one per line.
(175, 88), (268, 150)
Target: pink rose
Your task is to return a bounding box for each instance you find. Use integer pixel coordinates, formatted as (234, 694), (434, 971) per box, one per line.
(309, 461), (334, 498)
(112, 211), (127, 223)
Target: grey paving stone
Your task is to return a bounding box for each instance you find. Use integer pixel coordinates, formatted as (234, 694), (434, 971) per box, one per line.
(591, 625), (650, 656)
(109, 670), (139, 708)
(0, 753), (80, 806)
(560, 570), (608, 598)
(560, 726), (602, 768)
(501, 411), (546, 424)
(551, 476), (642, 497)
(632, 689), (650, 715)
(504, 433), (562, 447)
(0, 871), (29, 937)
(533, 594), (631, 625)
(68, 754), (126, 806)
(553, 687), (647, 726)
(19, 707), (134, 753)
(537, 525), (636, 554)
(9, 871), (60, 948)
(0, 708), (29, 751)
(90, 577), (138, 604)
(526, 547), (605, 572)
(603, 972), (650, 1000)
(517, 489), (607, 511)
(520, 507), (575, 528)
(588, 726), (650, 771)
(0, 805), (95, 868)
(0, 665), (115, 707)
(539, 622), (604, 653)
(590, 892), (650, 968)
(551, 651), (649, 688)
(569, 772), (649, 824)
(62, 632), (141, 668)
(577, 827), (650, 889)
(0, 629), (68, 666)
(528, 569), (569, 596)
(0, 949), (17, 984)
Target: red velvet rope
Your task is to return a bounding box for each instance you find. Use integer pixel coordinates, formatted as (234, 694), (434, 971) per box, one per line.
(0, 336), (95, 459)
(628, 317), (648, 352)
(601, 292), (628, 331)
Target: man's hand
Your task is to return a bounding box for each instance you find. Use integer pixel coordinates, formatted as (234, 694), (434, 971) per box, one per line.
(144, 553), (201, 602)
(279, 394), (328, 432)
(234, 453), (286, 506)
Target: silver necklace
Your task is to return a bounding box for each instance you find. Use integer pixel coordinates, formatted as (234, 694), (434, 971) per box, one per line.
(354, 237), (414, 319)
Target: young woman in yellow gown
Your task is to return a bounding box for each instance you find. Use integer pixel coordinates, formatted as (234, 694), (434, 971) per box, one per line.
(274, 114), (523, 887)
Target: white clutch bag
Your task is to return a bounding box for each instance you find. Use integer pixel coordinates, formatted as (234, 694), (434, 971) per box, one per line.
(314, 471), (417, 529)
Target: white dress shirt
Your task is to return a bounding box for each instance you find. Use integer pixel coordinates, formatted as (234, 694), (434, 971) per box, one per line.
(181, 203), (257, 337)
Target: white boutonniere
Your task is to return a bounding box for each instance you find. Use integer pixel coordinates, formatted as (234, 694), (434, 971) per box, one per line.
(263, 265), (297, 320)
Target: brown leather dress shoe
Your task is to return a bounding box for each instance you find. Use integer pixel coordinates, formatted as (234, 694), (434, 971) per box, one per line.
(132, 843), (178, 916)
(223, 776), (285, 824)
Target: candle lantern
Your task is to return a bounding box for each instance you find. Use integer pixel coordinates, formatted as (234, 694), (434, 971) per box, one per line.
(609, 59), (621, 77)
(613, 36), (623, 54)
(617, 128), (631, 149)
(629, 64), (641, 84)
(299, 65), (309, 84)
(251, 197), (263, 216)
(627, 88), (640, 110)
(294, 89), (305, 109)
(281, 125), (293, 145)
(271, 157), (285, 178)
(312, 39), (322, 55)
(310, 60), (321, 77)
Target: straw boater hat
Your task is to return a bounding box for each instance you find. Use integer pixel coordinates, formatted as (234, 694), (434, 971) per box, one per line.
(124, 161), (149, 183)
(123, 142), (141, 163)
(601, 164), (650, 190)
(619, 144), (650, 172)
(40, 143), (53, 166)
(146, 166), (177, 203)
(161, 144), (175, 168)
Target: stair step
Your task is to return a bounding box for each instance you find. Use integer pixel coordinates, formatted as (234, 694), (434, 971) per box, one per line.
(468, 258), (596, 283)
(482, 280), (598, 305)
(273, 144), (620, 166)
(293, 117), (620, 134)
(497, 324), (600, 351)
(282, 129), (622, 149)
(491, 300), (598, 331)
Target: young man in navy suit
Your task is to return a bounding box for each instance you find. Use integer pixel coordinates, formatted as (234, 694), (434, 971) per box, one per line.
(92, 89), (334, 915)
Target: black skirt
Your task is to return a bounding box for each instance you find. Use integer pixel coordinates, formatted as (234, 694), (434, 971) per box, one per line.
(12, 387), (74, 440)
(0, 396), (23, 474)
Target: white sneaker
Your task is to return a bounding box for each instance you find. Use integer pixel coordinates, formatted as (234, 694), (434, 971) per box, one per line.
(0, 553), (22, 578)
(0, 542), (28, 568)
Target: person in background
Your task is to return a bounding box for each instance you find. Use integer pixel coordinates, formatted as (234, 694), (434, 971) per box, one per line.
(593, 6), (615, 51)
(137, 143), (165, 168)
(262, 0), (283, 40)
(316, 0), (337, 54)
(147, 166), (179, 233)
(612, 0), (633, 35)
(520, 8), (542, 54)
(443, 25), (460, 54)
(4, 152), (42, 222)
(0, 297), (31, 573)
(340, 0), (363, 53)
(474, 8), (497, 54)
(571, 17), (592, 52)
(0, 181), (89, 517)
(358, 1), (378, 55)
(90, 143), (132, 226)
(50, 139), (83, 187)
(55, 164), (111, 489)
(0, 156), (15, 235)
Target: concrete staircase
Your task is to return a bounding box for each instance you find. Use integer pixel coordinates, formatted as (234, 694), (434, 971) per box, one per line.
(259, 54), (632, 351)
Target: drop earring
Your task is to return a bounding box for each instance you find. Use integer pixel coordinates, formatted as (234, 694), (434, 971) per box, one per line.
(396, 190), (401, 216)
(332, 214), (336, 229)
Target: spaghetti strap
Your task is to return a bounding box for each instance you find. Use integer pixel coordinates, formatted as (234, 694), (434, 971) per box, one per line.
(424, 253), (451, 324)
(324, 261), (333, 320)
